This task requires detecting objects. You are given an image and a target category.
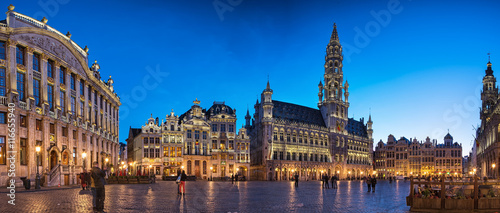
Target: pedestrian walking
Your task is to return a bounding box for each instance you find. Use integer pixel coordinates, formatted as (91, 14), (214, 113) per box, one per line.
(294, 173), (299, 187)
(366, 175), (372, 192)
(231, 174), (234, 184)
(90, 161), (106, 213)
(235, 174), (239, 182)
(179, 170), (187, 196)
(331, 175), (336, 189)
(85, 171), (91, 190)
(371, 176), (377, 192)
(80, 172), (86, 190)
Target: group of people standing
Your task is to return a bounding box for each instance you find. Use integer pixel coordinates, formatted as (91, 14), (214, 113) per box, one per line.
(321, 174), (339, 189)
(365, 175), (377, 192)
(80, 162), (107, 213)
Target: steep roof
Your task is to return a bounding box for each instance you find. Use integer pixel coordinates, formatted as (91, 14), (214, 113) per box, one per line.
(272, 100), (326, 127)
(346, 118), (367, 137)
(130, 128), (142, 139)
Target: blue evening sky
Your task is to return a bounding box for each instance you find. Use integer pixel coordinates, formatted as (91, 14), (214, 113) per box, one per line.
(9, 0), (500, 156)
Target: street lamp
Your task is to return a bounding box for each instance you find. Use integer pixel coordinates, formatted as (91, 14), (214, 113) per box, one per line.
(210, 166), (213, 181)
(493, 164), (496, 179)
(35, 146), (41, 190)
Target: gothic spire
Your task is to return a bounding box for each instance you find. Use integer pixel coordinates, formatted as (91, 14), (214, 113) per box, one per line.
(330, 23), (339, 43)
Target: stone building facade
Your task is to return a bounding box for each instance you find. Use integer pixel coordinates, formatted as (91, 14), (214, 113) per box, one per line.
(0, 5), (120, 187)
(248, 24), (374, 181)
(477, 60), (500, 178)
(126, 100), (250, 180)
(374, 134), (462, 178)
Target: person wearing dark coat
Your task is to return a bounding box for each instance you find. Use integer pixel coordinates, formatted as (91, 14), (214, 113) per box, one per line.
(371, 176), (377, 192)
(179, 170), (187, 195)
(294, 173), (299, 187)
(91, 161), (106, 213)
(366, 175), (372, 192)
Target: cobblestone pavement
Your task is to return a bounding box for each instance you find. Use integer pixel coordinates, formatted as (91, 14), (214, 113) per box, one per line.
(1, 180), (411, 213)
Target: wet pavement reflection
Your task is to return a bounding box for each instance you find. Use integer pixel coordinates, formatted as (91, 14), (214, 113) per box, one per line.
(0, 179), (411, 212)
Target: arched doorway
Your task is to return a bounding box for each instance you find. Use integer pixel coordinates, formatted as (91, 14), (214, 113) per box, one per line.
(50, 150), (58, 170)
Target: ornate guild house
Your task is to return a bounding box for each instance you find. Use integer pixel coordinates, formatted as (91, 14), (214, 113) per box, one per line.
(248, 24), (374, 181)
(127, 100), (250, 180)
(0, 5), (121, 187)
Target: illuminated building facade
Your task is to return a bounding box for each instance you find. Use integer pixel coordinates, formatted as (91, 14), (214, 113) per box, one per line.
(477, 60), (500, 178)
(248, 24), (374, 181)
(374, 134), (462, 177)
(0, 5), (121, 187)
(126, 100), (250, 179)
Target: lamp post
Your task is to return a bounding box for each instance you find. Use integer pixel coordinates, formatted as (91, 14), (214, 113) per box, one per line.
(35, 146), (41, 190)
(210, 166), (213, 181)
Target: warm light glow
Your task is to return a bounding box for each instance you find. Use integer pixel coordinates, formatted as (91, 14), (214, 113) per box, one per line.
(493, 164), (496, 168)
(105, 158), (109, 162)
(473, 168), (477, 172)
(236, 168), (239, 171)
(119, 166), (122, 169)
(181, 166), (184, 169)
(122, 162), (125, 165)
(149, 165), (152, 168)
(469, 172), (472, 175)
(455, 172), (457, 175)
(410, 172), (413, 175)
(82, 152), (87, 158)
(361, 172), (363, 175)
(210, 167), (213, 170)
(337, 171), (339, 174)
(35, 146), (41, 152)
(373, 171), (376, 174)
(291, 169), (294, 173)
(348, 171), (351, 174)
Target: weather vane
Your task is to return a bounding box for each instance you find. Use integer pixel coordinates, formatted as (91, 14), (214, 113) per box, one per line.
(488, 52), (491, 62)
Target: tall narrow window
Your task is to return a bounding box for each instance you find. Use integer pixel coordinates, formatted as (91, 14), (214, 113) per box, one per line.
(16, 46), (25, 65)
(70, 73), (76, 90)
(0, 68), (6, 96)
(17, 72), (25, 101)
(33, 53), (40, 71)
(0, 41), (5, 60)
(221, 124), (226, 132)
(70, 96), (76, 114)
(47, 60), (54, 78)
(33, 78), (41, 106)
(59, 67), (66, 85)
(20, 138), (27, 165)
(60, 90), (66, 114)
(80, 80), (84, 96)
(48, 85), (54, 110)
(73, 147), (77, 164)
(0, 136), (6, 164)
(80, 101), (84, 116)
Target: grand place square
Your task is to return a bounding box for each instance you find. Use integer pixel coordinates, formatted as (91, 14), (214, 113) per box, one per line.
(1, 1), (500, 212)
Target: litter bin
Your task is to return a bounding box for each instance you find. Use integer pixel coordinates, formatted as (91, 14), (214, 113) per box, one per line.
(20, 177), (31, 190)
